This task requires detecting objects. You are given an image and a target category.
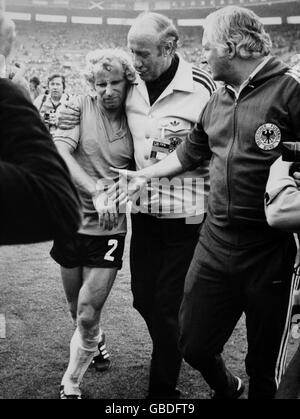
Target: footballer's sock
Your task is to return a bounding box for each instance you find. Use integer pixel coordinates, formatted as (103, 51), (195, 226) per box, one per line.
(61, 328), (98, 396)
(99, 326), (104, 342)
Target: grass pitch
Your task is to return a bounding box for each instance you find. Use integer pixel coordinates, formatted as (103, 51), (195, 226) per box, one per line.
(0, 233), (297, 399)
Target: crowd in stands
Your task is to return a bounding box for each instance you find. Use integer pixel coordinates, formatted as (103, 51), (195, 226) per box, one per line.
(8, 21), (300, 95)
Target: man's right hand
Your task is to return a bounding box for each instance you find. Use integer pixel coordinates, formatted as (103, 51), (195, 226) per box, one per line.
(57, 103), (81, 130)
(109, 168), (148, 200)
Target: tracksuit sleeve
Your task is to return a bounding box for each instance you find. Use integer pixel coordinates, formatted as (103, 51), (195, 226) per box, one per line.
(0, 80), (81, 245)
(176, 108), (212, 171)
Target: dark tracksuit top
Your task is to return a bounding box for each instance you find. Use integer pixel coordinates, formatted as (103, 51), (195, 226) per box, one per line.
(0, 79), (81, 245)
(177, 57), (300, 229)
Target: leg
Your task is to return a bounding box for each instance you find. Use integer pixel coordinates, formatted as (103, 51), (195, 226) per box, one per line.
(78, 266), (117, 342)
(61, 267), (118, 396)
(148, 218), (200, 398)
(61, 266), (83, 326)
(179, 223), (243, 397)
(245, 235), (296, 399)
(50, 234), (83, 326)
(130, 213), (163, 339)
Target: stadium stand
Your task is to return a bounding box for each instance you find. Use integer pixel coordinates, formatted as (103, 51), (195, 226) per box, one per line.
(3, 0), (299, 95)
(7, 20), (300, 95)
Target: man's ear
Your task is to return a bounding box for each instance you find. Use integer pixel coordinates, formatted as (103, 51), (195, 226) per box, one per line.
(226, 41), (236, 59)
(163, 40), (174, 56)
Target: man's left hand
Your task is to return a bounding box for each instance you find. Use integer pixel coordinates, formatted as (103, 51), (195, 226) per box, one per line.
(93, 192), (119, 231)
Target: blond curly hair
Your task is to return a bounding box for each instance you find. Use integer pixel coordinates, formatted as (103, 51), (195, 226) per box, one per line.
(83, 49), (136, 89)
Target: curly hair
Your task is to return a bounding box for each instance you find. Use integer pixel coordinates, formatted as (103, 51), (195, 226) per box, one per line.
(83, 49), (136, 89)
(204, 6), (272, 59)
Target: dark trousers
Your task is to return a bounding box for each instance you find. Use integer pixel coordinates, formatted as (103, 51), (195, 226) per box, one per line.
(179, 220), (296, 399)
(130, 213), (200, 398)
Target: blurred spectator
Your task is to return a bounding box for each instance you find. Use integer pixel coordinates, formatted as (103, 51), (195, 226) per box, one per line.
(29, 76), (43, 101)
(34, 73), (70, 135)
(8, 61), (30, 94)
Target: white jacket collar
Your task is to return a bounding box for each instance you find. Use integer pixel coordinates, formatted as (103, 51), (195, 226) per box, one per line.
(133, 54), (194, 105)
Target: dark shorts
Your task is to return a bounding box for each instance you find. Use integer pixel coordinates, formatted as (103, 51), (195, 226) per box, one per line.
(50, 233), (125, 270)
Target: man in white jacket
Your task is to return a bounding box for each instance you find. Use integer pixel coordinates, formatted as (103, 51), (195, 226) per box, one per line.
(265, 157), (300, 399)
(265, 157), (300, 231)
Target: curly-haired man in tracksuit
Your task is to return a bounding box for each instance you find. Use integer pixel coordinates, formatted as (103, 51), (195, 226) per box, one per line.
(116, 6), (300, 399)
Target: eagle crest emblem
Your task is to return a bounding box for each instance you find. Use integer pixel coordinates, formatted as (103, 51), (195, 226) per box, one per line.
(255, 123), (281, 151)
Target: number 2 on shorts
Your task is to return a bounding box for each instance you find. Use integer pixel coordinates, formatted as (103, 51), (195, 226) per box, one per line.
(104, 239), (118, 262)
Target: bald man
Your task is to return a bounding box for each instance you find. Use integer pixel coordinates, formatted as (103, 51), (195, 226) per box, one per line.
(115, 6), (300, 400)
(125, 12), (215, 399)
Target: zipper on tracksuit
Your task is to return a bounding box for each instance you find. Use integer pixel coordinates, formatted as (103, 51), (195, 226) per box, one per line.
(226, 98), (239, 223)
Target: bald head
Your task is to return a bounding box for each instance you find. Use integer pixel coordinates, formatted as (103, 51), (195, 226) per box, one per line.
(0, 13), (16, 58)
(128, 12), (179, 82)
(128, 12), (178, 50)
